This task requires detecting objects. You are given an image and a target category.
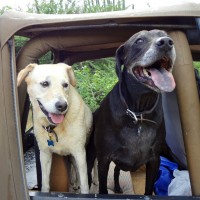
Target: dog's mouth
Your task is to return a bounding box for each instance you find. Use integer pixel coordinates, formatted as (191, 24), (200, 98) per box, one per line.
(37, 100), (65, 125)
(132, 56), (175, 92)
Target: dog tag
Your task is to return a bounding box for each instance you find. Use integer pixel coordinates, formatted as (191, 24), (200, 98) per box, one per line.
(47, 135), (54, 146)
(137, 125), (142, 136)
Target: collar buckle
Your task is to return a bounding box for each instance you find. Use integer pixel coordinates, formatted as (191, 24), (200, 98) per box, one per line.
(42, 125), (59, 143)
(126, 109), (157, 125)
(42, 125), (56, 133)
(126, 109), (138, 123)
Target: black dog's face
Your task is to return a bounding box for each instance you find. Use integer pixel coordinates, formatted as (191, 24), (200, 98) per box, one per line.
(116, 29), (176, 92)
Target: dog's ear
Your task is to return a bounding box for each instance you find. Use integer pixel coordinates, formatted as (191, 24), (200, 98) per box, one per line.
(66, 65), (76, 87)
(115, 44), (124, 78)
(17, 63), (36, 87)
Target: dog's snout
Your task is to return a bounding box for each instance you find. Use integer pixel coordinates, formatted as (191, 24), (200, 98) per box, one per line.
(156, 37), (174, 50)
(55, 100), (67, 112)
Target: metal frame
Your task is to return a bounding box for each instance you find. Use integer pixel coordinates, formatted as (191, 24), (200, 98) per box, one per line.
(29, 192), (200, 200)
(0, 8), (200, 199)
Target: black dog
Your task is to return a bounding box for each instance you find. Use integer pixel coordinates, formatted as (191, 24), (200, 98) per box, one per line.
(87, 30), (177, 195)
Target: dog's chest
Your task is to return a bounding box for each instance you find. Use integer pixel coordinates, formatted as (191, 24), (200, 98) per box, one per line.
(124, 123), (158, 150)
(111, 123), (160, 171)
(34, 125), (86, 155)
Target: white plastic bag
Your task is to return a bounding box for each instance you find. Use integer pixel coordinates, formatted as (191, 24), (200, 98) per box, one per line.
(168, 169), (192, 196)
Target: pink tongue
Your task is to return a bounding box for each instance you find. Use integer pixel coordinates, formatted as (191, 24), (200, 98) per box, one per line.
(49, 113), (65, 124)
(148, 67), (176, 92)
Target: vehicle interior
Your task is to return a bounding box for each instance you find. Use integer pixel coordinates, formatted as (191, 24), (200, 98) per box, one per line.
(0, 1), (200, 199)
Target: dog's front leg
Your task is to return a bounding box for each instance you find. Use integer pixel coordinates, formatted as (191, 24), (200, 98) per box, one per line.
(114, 166), (122, 193)
(92, 159), (99, 185)
(98, 157), (110, 194)
(145, 156), (160, 195)
(73, 149), (89, 194)
(70, 156), (80, 190)
(40, 150), (52, 192)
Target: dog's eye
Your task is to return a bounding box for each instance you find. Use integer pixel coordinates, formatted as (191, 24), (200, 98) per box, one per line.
(40, 81), (49, 87)
(63, 83), (68, 88)
(135, 38), (144, 44)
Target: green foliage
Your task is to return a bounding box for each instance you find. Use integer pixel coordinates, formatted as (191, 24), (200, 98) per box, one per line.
(39, 52), (52, 64)
(27, 0), (125, 14)
(0, 6), (12, 15)
(73, 58), (118, 111)
(83, 0), (125, 13)
(14, 36), (29, 55)
(27, 0), (81, 14)
(1, 0), (126, 14)
(194, 62), (200, 72)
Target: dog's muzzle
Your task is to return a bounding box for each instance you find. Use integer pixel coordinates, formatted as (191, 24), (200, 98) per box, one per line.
(132, 56), (175, 92)
(37, 100), (67, 125)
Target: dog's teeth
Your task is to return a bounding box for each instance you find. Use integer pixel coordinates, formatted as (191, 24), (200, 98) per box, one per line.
(143, 68), (150, 77)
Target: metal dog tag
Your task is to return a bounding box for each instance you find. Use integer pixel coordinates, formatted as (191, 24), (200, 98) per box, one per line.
(137, 125), (142, 136)
(47, 135), (54, 146)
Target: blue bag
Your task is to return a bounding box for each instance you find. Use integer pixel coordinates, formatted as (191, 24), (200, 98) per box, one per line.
(154, 156), (178, 196)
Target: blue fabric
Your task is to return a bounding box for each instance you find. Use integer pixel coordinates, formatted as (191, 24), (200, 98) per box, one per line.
(154, 156), (178, 196)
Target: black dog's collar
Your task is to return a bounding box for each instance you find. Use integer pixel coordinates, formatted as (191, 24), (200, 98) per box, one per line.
(126, 108), (158, 125)
(119, 82), (159, 125)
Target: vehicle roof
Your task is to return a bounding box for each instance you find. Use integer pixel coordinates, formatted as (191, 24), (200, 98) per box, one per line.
(0, 1), (199, 46)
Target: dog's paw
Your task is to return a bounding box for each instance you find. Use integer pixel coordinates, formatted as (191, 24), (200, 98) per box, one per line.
(41, 186), (50, 193)
(72, 184), (80, 191)
(114, 186), (123, 194)
(92, 171), (99, 185)
(92, 179), (99, 186)
(80, 187), (89, 194)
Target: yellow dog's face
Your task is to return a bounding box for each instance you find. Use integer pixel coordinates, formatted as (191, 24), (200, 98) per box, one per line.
(17, 63), (76, 125)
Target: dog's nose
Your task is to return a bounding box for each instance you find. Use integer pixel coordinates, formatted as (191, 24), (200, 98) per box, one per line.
(156, 37), (174, 51)
(55, 100), (68, 112)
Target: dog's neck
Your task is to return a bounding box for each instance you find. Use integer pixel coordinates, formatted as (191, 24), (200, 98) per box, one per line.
(120, 69), (159, 113)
